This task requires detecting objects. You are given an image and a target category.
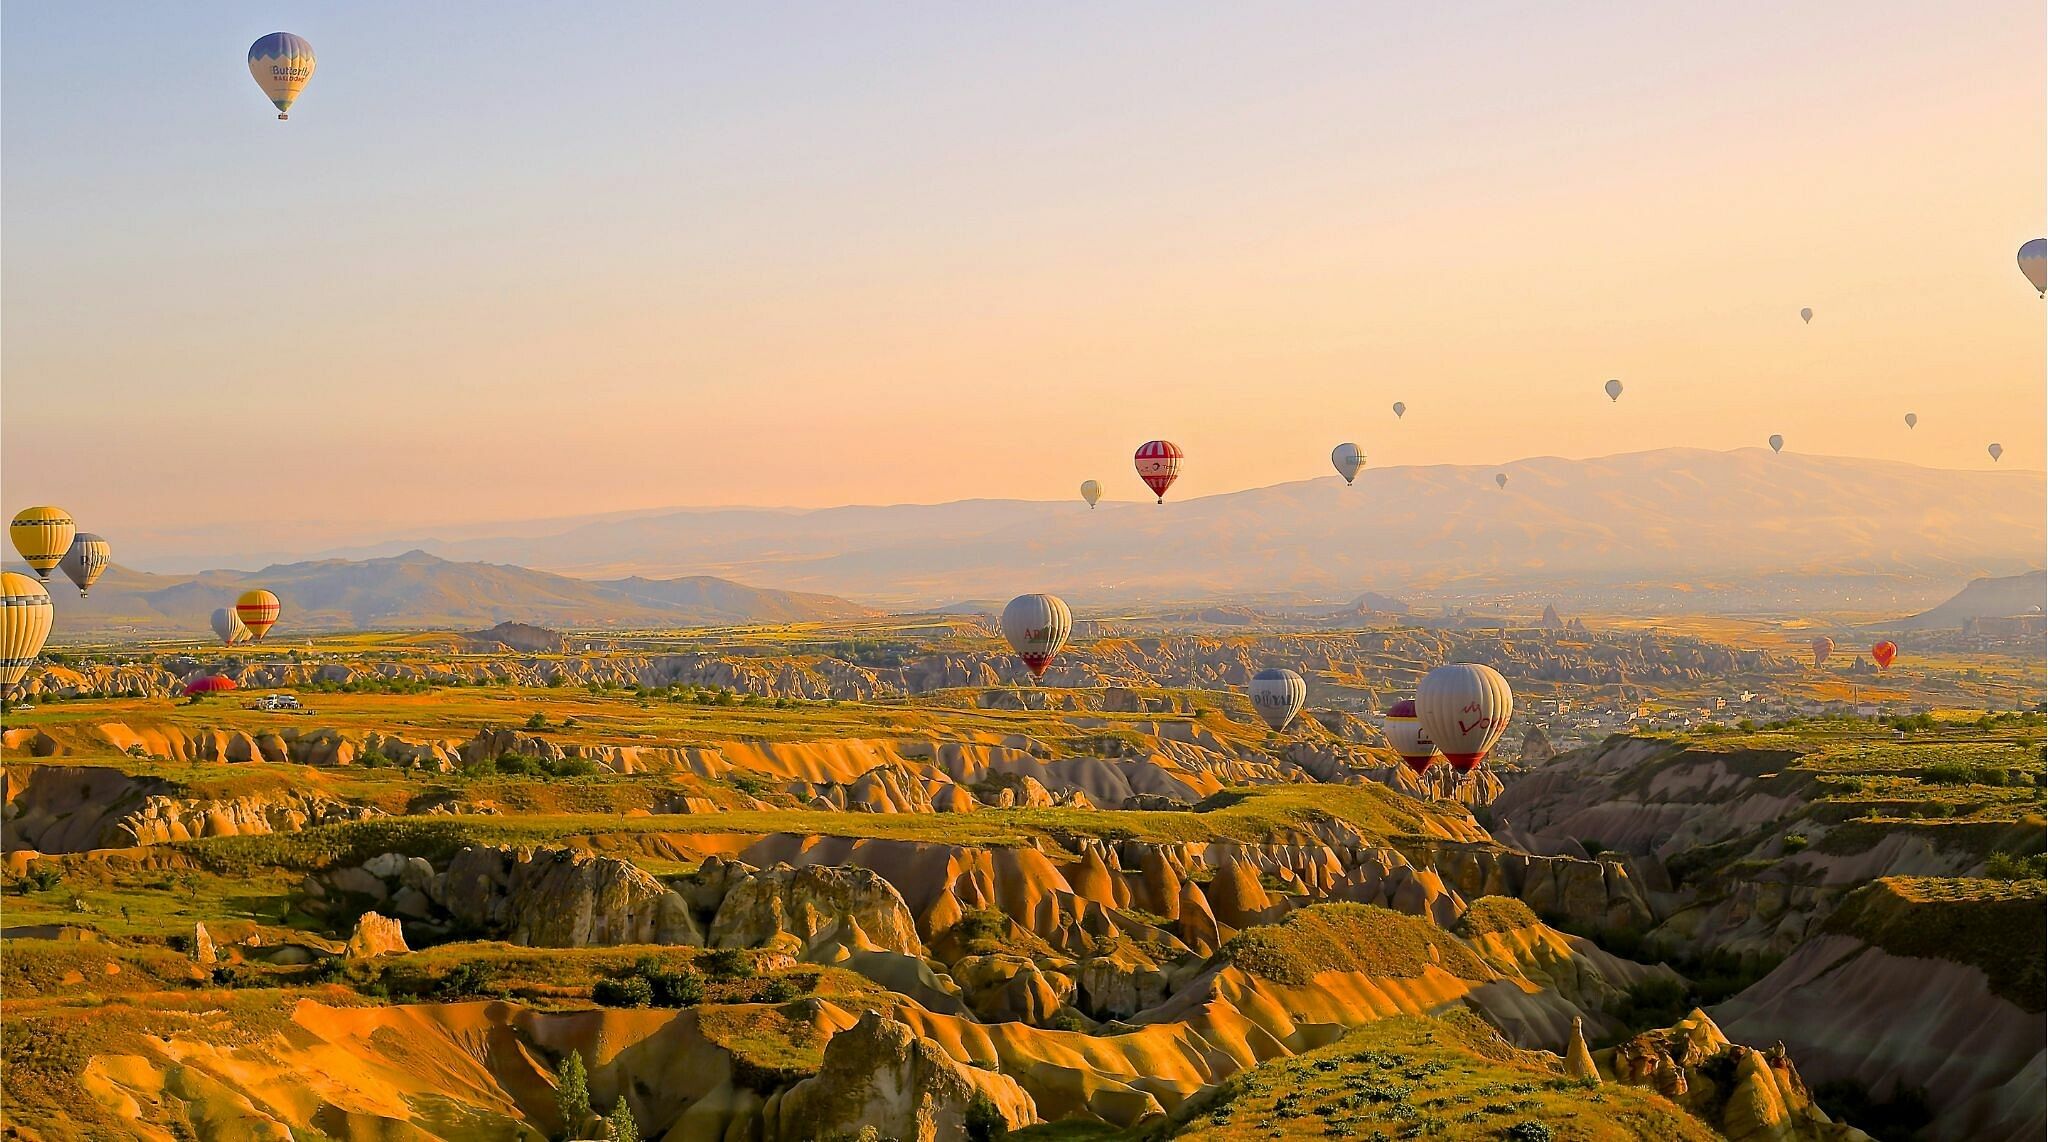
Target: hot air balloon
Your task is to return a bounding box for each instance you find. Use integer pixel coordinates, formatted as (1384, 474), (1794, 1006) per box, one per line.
(1381, 699), (1440, 776)
(1494, 473), (1508, 489)
(1330, 444), (1365, 486)
(1416, 663), (1512, 774)
(1001, 593), (1071, 678)
(1080, 480), (1102, 509)
(236, 589), (281, 640)
(1604, 379), (1623, 402)
(211, 607), (250, 647)
(2020, 239), (2047, 296)
(1391, 402), (1406, 418)
(1870, 641), (1897, 670)
(1249, 668), (1307, 731)
(1134, 441), (1183, 504)
(1800, 308), (1813, 324)
(1768, 435), (1784, 454)
(1810, 636), (1834, 667)
(181, 675), (238, 696)
(59, 534), (110, 598)
(248, 33), (316, 119)
(1904, 413), (1917, 429)
(1988, 443), (2004, 462)
(10, 507), (75, 582)
(0, 572), (54, 705)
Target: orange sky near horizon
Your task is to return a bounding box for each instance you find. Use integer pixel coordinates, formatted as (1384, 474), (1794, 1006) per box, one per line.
(3, 2), (2041, 542)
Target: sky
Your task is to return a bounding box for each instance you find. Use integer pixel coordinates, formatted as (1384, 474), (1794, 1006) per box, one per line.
(4, 2), (2043, 558)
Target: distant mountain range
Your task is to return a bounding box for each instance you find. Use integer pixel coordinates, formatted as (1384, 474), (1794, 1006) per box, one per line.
(42, 551), (873, 639)
(1896, 570), (2047, 630)
(287, 448), (2040, 610)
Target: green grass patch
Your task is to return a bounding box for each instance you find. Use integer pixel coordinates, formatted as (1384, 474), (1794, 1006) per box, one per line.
(1223, 904), (1493, 986)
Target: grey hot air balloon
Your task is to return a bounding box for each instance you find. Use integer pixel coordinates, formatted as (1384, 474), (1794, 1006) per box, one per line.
(1494, 473), (1508, 489)
(59, 533), (110, 597)
(1988, 443), (2003, 462)
(1903, 413), (1917, 429)
(1001, 593), (1071, 679)
(211, 607), (251, 647)
(1800, 307), (1813, 324)
(1769, 434), (1784, 453)
(1604, 379), (1623, 402)
(1391, 402), (1406, 418)
(2020, 239), (2047, 296)
(1330, 443), (1365, 485)
(1249, 668), (1307, 731)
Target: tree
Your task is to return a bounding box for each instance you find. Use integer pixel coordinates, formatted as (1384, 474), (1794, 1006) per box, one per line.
(556, 1050), (591, 1137)
(608, 1097), (638, 1142)
(965, 1092), (1008, 1142)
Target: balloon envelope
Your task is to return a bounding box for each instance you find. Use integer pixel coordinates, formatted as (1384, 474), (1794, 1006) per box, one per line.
(0, 572), (54, 702)
(59, 534), (110, 597)
(1604, 379), (1622, 402)
(181, 675), (238, 695)
(1080, 480), (1102, 508)
(1134, 441), (1183, 503)
(1391, 402), (1406, 418)
(1416, 663), (1513, 773)
(1768, 434), (1784, 453)
(1903, 413), (1917, 429)
(1382, 699), (1440, 775)
(248, 33), (316, 118)
(2020, 238), (2047, 296)
(10, 506), (75, 581)
(1810, 636), (1834, 667)
(1988, 443), (2003, 461)
(1001, 593), (1071, 678)
(212, 607), (251, 646)
(1330, 443), (1365, 485)
(1494, 473), (1508, 489)
(1870, 641), (1897, 670)
(236, 589), (281, 639)
(1800, 308), (1813, 323)
(1249, 668), (1307, 731)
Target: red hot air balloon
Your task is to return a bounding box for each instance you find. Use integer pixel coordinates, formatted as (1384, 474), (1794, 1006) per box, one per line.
(1870, 641), (1897, 670)
(181, 675), (238, 696)
(1134, 440), (1183, 504)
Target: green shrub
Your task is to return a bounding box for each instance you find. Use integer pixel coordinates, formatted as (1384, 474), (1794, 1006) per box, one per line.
(649, 968), (704, 1006)
(965, 1092), (1008, 1142)
(756, 977), (800, 1004)
(1782, 834), (1810, 853)
(593, 976), (654, 1007)
(702, 948), (754, 981)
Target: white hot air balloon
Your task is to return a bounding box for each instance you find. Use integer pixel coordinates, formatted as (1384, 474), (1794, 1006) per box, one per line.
(1415, 663), (1513, 774)
(1604, 379), (1623, 402)
(211, 607), (251, 647)
(1391, 402), (1406, 418)
(1768, 434), (1784, 453)
(1249, 668), (1307, 731)
(2019, 239), (2047, 296)
(1800, 307), (1813, 324)
(1988, 443), (2004, 462)
(1903, 413), (1917, 429)
(1080, 480), (1102, 509)
(1330, 443), (1365, 486)
(1001, 593), (1072, 679)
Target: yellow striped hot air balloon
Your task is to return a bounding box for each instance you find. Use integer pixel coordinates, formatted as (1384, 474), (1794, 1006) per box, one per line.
(1, 572), (54, 704)
(10, 507), (75, 582)
(236, 589), (281, 639)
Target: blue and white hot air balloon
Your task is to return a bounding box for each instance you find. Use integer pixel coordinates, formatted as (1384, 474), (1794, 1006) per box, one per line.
(248, 33), (316, 120)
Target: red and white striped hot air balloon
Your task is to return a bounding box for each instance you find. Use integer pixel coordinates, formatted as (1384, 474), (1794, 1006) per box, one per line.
(1134, 440), (1183, 504)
